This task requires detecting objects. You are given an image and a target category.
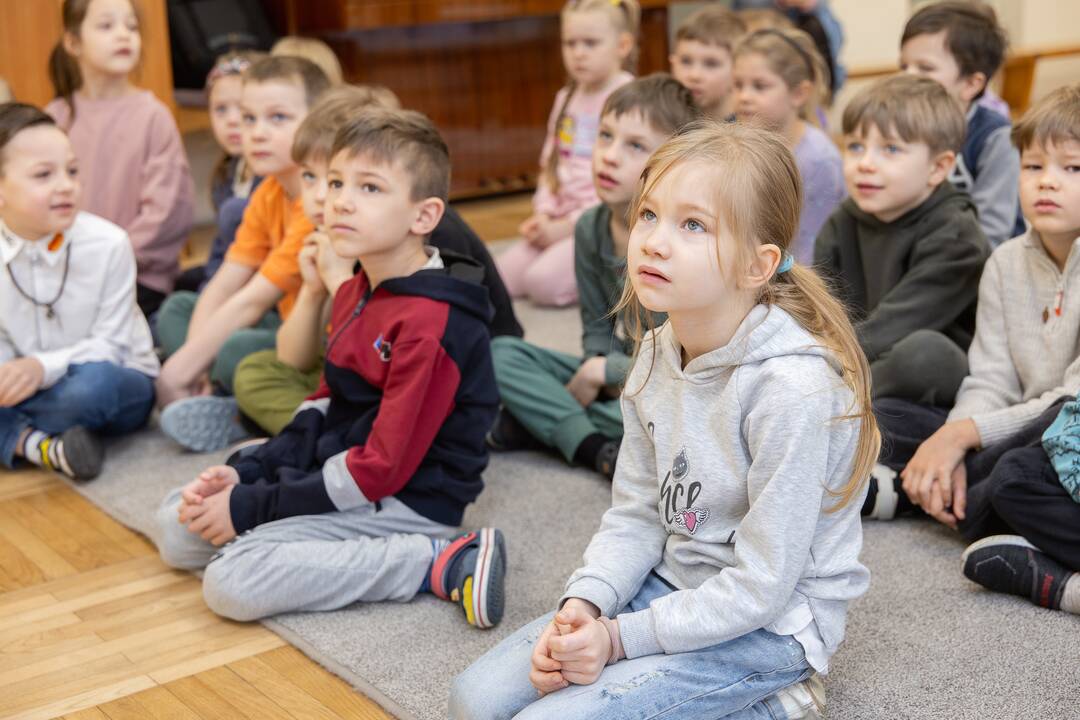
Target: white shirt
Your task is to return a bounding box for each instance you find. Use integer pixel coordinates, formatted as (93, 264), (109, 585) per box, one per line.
(0, 212), (159, 388)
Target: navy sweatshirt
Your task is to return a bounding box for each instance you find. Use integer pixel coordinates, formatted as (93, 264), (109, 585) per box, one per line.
(227, 251), (499, 532)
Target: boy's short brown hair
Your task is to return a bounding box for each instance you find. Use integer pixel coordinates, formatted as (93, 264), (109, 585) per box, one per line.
(842, 74), (966, 156)
(330, 108), (450, 202)
(243, 56), (331, 108)
(675, 5), (747, 52)
(0, 103), (55, 173)
(603, 73), (702, 137)
(1012, 83), (1080, 152)
(901, 1), (1006, 98)
(292, 84), (402, 164)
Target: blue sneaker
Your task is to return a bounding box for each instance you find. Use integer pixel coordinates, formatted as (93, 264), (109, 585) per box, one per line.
(160, 396), (249, 452)
(429, 528), (507, 629)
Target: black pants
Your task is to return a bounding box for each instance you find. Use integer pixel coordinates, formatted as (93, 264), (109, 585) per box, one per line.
(876, 396), (1080, 571)
(870, 330), (969, 407)
(137, 283), (166, 319)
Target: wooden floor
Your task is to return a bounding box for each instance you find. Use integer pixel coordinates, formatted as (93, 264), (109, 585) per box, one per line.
(0, 470), (393, 720)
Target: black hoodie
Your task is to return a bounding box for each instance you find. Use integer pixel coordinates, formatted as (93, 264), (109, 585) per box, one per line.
(814, 182), (991, 362)
(228, 251), (498, 533)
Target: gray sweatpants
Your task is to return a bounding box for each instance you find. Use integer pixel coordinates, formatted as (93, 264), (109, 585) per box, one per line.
(154, 486), (458, 621)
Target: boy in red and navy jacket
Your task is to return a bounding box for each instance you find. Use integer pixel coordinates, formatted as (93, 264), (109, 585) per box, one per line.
(154, 108), (506, 630)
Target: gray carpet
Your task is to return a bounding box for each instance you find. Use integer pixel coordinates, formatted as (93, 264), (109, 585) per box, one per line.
(59, 299), (1079, 720)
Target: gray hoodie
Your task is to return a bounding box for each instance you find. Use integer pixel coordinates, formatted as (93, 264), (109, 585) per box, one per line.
(562, 304), (870, 667)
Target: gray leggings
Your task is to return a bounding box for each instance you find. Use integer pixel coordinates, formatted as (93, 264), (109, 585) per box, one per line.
(153, 487), (457, 621)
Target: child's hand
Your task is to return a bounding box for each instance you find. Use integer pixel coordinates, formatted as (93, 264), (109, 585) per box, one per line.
(566, 357), (607, 407)
(315, 234), (356, 295)
(519, 215), (543, 245)
(179, 465), (240, 514)
(901, 419), (978, 526)
(299, 233), (327, 293)
(0, 357), (44, 407)
(532, 215), (574, 249)
(184, 485), (237, 546)
(547, 604), (617, 685)
(529, 620), (568, 696)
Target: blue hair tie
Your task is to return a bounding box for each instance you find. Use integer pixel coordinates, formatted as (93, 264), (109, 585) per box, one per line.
(777, 252), (794, 274)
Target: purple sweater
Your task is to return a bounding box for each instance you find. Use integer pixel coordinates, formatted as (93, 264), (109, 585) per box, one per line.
(793, 124), (845, 265)
(47, 90), (195, 295)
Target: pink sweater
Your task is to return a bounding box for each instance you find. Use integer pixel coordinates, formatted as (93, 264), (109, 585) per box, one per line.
(533, 71), (633, 225)
(46, 90), (195, 294)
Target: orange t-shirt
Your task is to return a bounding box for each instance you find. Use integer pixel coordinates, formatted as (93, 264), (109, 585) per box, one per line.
(225, 177), (313, 319)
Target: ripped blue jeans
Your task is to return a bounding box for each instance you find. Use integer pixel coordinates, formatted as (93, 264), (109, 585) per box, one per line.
(448, 573), (810, 720)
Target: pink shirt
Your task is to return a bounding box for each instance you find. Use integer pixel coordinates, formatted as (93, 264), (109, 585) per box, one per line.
(46, 90), (195, 295)
(533, 71), (634, 224)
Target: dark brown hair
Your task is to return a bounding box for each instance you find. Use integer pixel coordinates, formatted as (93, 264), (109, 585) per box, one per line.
(901, 1), (1007, 100)
(330, 108), (451, 202)
(1012, 82), (1080, 152)
(842, 74), (966, 155)
(603, 73), (701, 137)
(675, 4), (747, 53)
(49, 0), (142, 121)
(243, 56), (331, 109)
(292, 84), (402, 165)
(0, 103), (59, 174)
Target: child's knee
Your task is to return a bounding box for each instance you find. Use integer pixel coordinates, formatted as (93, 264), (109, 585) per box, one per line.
(448, 666), (493, 720)
(202, 556), (264, 622)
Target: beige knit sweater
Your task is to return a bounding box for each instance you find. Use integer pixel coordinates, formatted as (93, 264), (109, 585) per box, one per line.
(949, 230), (1080, 445)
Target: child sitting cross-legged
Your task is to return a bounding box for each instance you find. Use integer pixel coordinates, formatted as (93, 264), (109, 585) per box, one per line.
(815, 74), (990, 408)
(487, 74), (699, 479)
(154, 108), (506, 629)
(0, 103), (157, 479)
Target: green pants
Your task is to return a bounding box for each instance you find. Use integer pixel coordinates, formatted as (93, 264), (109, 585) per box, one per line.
(491, 336), (623, 463)
(156, 290), (282, 393)
(234, 349), (323, 435)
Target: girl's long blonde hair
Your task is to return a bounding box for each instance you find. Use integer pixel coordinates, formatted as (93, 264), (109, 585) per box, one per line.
(543, 0), (641, 193)
(617, 121), (879, 511)
(734, 28), (830, 126)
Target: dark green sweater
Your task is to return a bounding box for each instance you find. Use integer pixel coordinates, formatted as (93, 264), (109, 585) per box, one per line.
(813, 182), (990, 362)
(575, 204), (665, 385)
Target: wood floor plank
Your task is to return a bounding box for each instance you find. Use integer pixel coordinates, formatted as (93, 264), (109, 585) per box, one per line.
(0, 504), (78, 582)
(75, 574), (201, 621)
(0, 531), (47, 590)
(47, 488), (156, 559)
(10, 495), (129, 572)
(257, 646), (394, 720)
(61, 707), (111, 720)
(12, 675), (156, 720)
(0, 470), (62, 503)
(0, 652), (139, 715)
(126, 686), (203, 720)
(146, 633), (286, 685)
(177, 666), (294, 720)
(228, 654), (341, 720)
(0, 555), (162, 608)
(164, 675), (256, 720)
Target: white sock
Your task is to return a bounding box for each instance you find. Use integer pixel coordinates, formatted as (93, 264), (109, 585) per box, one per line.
(869, 464), (899, 520)
(1061, 574), (1080, 615)
(19, 429), (73, 476)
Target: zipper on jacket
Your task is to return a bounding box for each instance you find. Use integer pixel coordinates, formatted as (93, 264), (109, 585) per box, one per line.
(326, 287), (373, 355)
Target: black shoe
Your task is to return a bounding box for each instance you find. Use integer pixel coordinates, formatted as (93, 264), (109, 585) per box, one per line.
(962, 534), (1075, 609)
(56, 426), (105, 480)
(485, 406), (539, 452)
(595, 440), (620, 480)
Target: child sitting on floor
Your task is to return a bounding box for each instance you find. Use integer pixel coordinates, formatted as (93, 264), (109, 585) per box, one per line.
(864, 85), (1080, 619)
(0, 103), (157, 479)
(487, 74), (698, 479)
(669, 5), (746, 120)
(497, 0), (637, 307)
(815, 74), (989, 408)
(452, 120), (878, 720)
(154, 108), (506, 629)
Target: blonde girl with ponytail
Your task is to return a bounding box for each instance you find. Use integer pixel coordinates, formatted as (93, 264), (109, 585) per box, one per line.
(496, 0), (638, 307)
(45, 0), (194, 319)
(733, 28), (844, 266)
(450, 121), (878, 720)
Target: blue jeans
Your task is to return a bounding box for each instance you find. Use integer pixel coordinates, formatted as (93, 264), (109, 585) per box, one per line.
(0, 362), (155, 467)
(449, 574), (810, 720)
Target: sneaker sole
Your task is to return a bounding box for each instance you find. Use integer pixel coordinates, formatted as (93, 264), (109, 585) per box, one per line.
(471, 528), (506, 629)
(960, 534), (1039, 565)
(160, 397), (248, 452)
(59, 426), (105, 480)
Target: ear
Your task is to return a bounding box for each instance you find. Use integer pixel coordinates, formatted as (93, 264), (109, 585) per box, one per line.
(789, 79), (813, 113)
(62, 31), (81, 58)
(744, 242), (782, 290)
(928, 149), (956, 186)
(410, 197), (445, 238)
(958, 71), (987, 105)
(617, 32), (634, 62)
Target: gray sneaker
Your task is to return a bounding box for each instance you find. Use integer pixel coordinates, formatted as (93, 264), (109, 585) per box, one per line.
(160, 396), (249, 452)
